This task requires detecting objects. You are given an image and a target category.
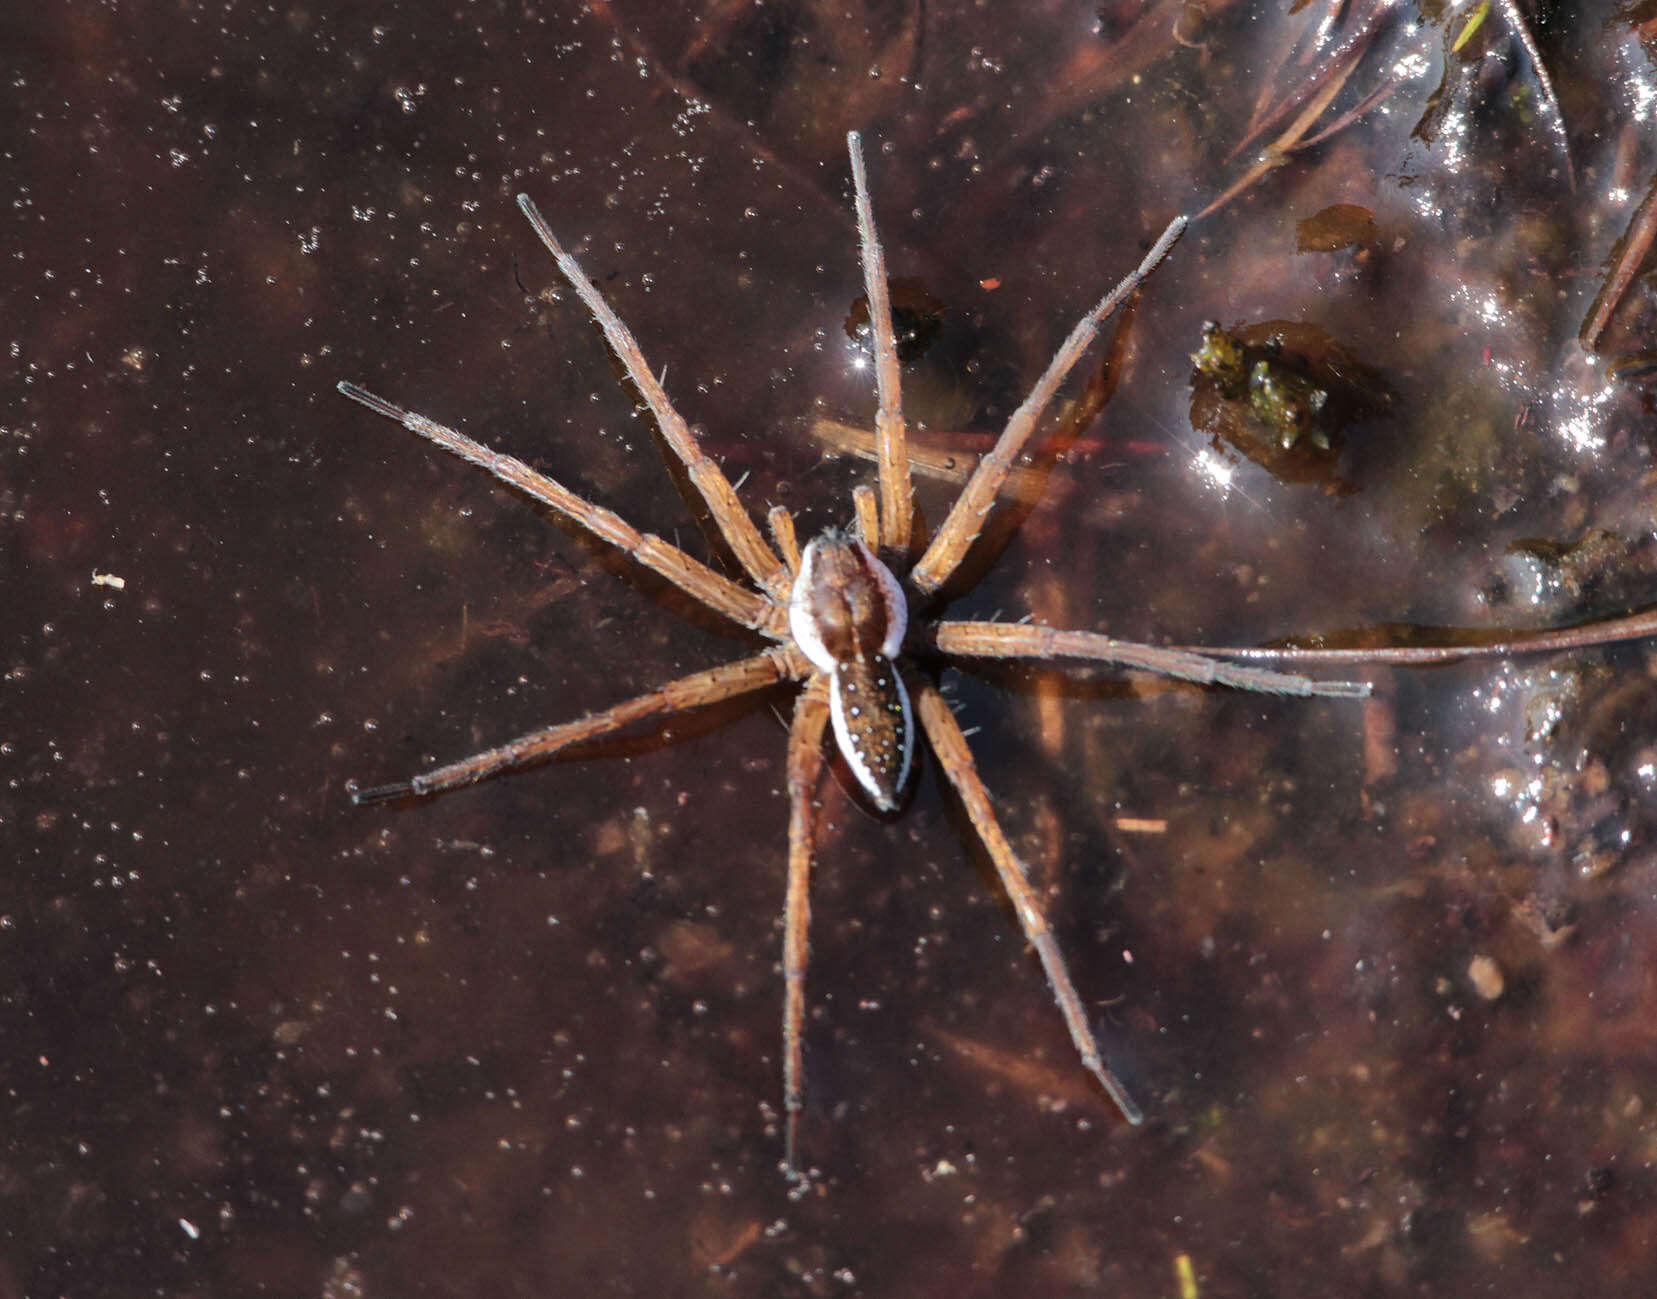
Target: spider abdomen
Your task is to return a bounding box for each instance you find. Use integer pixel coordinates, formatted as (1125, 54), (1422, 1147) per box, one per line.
(789, 530), (913, 809)
(828, 652), (913, 812)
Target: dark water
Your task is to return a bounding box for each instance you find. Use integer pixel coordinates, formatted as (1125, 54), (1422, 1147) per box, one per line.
(7, 2), (1657, 1294)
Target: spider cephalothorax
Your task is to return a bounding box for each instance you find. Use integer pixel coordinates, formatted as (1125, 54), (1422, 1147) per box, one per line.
(788, 529), (912, 812)
(339, 132), (1368, 1175)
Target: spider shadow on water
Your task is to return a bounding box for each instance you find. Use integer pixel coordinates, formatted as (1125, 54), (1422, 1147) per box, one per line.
(336, 130), (1375, 1180)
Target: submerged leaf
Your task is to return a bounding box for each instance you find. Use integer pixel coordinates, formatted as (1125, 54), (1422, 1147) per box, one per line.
(1295, 203), (1380, 252)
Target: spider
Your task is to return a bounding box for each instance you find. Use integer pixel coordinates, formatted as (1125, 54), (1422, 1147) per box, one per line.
(338, 132), (1370, 1176)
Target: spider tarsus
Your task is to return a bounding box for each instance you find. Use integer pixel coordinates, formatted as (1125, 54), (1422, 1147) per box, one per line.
(336, 380), (407, 423)
(1311, 678), (1372, 700)
(783, 1114), (802, 1182)
(1092, 1066), (1145, 1127)
(1206, 656), (1372, 700)
(516, 193), (555, 249)
(348, 779), (419, 806)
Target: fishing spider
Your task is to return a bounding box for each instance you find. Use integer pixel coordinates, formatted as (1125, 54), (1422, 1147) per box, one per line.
(339, 133), (1369, 1175)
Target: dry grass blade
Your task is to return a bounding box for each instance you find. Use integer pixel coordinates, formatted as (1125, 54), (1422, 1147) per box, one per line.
(1227, 0), (1398, 162)
(809, 415), (1056, 507)
(1582, 171), (1657, 353)
(1198, 52), (1361, 219)
(1495, 0), (1572, 190)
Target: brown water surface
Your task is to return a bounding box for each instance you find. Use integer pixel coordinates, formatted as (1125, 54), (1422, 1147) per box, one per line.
(6, 3), (1657, 1294)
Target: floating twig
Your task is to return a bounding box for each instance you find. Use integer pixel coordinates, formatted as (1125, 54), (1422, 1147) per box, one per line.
(1581, 170), (1657, 353)
(1494, 0), (1573, 190)
(1228, 0), (1401, 163)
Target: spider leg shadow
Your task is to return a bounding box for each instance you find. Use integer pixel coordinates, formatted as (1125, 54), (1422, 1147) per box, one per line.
(916, 291), (1142, 608)
(520, 493), (774, 644)
(901, 672), (1150, 1118)
(349, 678), (795, 808)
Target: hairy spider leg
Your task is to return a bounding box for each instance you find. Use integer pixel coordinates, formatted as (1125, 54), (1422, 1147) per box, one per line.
(911, 673), (1145, 1125)
(847, 131), (914, 557)
(782, 677), (831, 1176)
(909, 213), (1189, 596)
(767, 504), (803, 575)
(1169, 603), (1657, 667)
(514, 193), (790, 601)
(851, 483), (881, 552)
(336, 381), (774, 633)
(348, 650), (798, 804)
(932, 622), (1372, 699)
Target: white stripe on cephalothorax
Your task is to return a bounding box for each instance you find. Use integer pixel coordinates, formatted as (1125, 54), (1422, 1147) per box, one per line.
(788, 536), (835, 673)
(863, 539), (907, 659)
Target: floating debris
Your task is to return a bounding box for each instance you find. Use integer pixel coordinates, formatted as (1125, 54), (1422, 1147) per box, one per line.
(1467, 953), (1505, 1001)
(1189, 320), (1391, 485)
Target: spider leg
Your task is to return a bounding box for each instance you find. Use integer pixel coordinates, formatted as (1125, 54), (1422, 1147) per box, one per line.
(350, 649), (797, 803)
(910, 673), (1144, 1127)
(515, 194), (790, 600)
(782, 675), (831, 1177)
(846, 131), (913, 557)
(767, 504), (802, 575)
(851, 483), (881, 548)
(909, 214), (1188, 596)
(337, 382), (778, 634)
(932, 621), (1372, 698)
(1168, 604), (1657, 665)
